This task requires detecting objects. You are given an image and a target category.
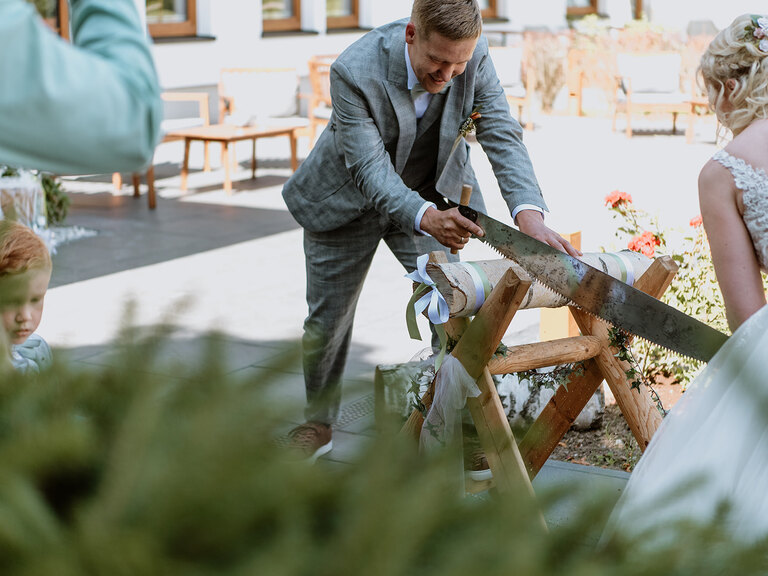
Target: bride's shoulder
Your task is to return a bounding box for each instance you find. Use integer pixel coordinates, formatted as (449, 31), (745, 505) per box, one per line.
(699, 154), (733, 192)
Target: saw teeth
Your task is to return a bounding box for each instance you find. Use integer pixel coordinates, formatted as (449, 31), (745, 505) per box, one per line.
(478, 237), (710, 362)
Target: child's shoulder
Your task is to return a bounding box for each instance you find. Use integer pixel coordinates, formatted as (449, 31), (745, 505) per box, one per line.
(11, 333), (52, 374)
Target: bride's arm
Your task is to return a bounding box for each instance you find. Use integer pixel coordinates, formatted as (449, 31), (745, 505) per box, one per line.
(699, 159), (767, 332)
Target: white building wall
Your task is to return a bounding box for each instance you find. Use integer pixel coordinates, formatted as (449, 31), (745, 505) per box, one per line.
(500, 0), (568, 30)
(148, 0), (760, 95)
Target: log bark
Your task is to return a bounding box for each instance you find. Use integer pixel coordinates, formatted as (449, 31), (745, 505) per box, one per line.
(428, 251), (652, 318)
(487, 335), (602, 374)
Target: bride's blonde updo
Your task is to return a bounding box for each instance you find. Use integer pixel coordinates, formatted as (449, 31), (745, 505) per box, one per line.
(700, 14), (768, 135)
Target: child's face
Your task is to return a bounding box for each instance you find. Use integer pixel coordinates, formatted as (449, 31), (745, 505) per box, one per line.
(1, 267), (51, 346)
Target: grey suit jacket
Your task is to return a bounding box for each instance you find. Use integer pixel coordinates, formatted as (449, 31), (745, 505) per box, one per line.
(282, 18), (547, 234)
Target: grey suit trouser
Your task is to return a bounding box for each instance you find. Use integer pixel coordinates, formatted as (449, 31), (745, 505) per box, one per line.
(302, 208), (454, 425)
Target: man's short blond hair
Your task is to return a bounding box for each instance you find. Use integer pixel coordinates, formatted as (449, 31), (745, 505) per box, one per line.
(410, 0), (482, 41)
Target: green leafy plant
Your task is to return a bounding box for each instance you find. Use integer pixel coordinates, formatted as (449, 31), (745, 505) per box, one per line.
(40, 173), (70, 225)
(1, 324), (768, 573)
(0, 167), (70, 226)
(603, 190), (763, 388)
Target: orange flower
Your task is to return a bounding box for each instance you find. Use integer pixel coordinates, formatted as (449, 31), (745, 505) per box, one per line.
(689, 215), (703, 227)
(605, 190), (633, 208)
(628, 231), (660, 257)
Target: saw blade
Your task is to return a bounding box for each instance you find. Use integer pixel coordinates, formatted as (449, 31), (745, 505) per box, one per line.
(459, 206), (728, 362)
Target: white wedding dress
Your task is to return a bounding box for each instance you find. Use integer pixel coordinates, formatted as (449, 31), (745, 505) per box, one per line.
(604, 150), (768, 543)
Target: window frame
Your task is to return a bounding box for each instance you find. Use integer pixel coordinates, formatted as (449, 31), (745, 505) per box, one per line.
(566, 0), (598, 17)
(479, 0), (497, 19)
(147, 0), (198, 38)
(326, 0), (358, 30)
(262, 0), (302, 32)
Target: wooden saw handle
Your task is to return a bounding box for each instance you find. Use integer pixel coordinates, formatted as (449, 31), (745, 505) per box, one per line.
(452, 184), (473, 255)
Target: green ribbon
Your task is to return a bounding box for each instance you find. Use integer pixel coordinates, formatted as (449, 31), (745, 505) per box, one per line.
(406, 283), (449, 371)
(405, 254), (452, 371)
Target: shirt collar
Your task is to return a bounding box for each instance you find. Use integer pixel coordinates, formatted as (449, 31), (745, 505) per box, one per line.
(404, 43), (418, 90)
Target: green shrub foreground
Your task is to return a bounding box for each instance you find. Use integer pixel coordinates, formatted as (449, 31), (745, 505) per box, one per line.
(0, 326), (766, 575)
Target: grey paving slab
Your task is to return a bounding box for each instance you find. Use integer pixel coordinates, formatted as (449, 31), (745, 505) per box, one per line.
(319, 428), (376, 465)
(50, 191), (300, 288)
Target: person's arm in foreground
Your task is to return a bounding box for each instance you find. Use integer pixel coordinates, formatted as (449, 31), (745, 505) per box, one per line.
(0, 0), (162, 175)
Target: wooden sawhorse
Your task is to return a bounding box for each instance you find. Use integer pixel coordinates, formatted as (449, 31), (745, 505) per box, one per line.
(401, 251), (677, 496)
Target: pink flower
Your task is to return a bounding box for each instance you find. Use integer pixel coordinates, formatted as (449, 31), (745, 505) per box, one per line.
(628, 231), (660, 258)
(605, 190), (633, 208)
(689, 215), (703, 227)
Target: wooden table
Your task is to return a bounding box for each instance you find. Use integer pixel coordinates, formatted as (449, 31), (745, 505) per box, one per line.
(167, 123), (299, 194)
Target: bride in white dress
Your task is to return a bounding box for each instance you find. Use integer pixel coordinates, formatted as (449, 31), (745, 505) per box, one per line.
(604, 14), (768, 544)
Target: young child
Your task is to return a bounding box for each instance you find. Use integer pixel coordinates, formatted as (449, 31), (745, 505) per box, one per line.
(0, 220), (52, 374)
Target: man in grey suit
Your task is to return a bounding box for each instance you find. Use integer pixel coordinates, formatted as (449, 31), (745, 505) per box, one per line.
(282, 0), (579, 462)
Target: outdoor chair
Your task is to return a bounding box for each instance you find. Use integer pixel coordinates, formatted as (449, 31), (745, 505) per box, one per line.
(218, 67), (308, 169)
(489, 45), (535, 129)
(113, 91), (211, 209)
(611, 52), (691, 138)
(303, 54), (337, 149)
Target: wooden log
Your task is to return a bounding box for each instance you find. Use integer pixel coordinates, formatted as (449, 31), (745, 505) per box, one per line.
(450, 266), (532, 379)
(518, 359), (605, 478)
(453, 266), (545, 527)
(487, 335), (602, 374)
(399, 251), (470, 442)
(467, 367), (539, 502)
(519, 255), (678, 474)
(428, 251), (652, 318)
(571, 256), (678, 451)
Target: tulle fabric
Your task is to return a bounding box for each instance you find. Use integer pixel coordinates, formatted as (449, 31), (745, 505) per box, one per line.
(604, 304), (768, 543)
(419, 354), (480, 455)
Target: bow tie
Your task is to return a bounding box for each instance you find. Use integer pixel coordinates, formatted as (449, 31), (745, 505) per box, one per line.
(410, 81), (452, 100)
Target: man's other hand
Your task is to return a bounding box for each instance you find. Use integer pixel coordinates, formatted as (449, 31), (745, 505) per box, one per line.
(515, 210), (582, 258)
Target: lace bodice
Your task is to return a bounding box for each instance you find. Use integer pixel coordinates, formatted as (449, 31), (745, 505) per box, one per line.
(713, 150), (768, 271)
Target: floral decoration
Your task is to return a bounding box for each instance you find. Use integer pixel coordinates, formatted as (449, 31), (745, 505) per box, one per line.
(604, 190), (633, 208)
(689, 214), (703, 228)
(628, 230), (662, 257)
(448, 107), (482, 159)
(744, 15), (768, 52)
(458, 107), (482, 139)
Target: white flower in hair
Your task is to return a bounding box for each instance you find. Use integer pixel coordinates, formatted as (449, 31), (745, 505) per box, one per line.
(745, 15), (768, 52)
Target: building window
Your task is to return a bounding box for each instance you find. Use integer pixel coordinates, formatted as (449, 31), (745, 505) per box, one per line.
(327, 0), (358, 29)
(263, 0), (301, 32)
(567, 0), (598, 16)
(147, 0), (197, 38)
(477, 0), (497, 19)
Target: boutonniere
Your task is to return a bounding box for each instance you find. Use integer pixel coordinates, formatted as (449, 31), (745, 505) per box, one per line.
(450, 106), (482, 157)
(458, 106), (482, 138)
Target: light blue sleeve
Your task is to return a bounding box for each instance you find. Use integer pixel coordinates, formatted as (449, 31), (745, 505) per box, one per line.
(10, 333), (52, 374)
(0, 0), (163, 175)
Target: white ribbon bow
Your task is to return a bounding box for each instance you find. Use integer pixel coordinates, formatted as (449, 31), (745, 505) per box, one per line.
(405, 254), (450, 327)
